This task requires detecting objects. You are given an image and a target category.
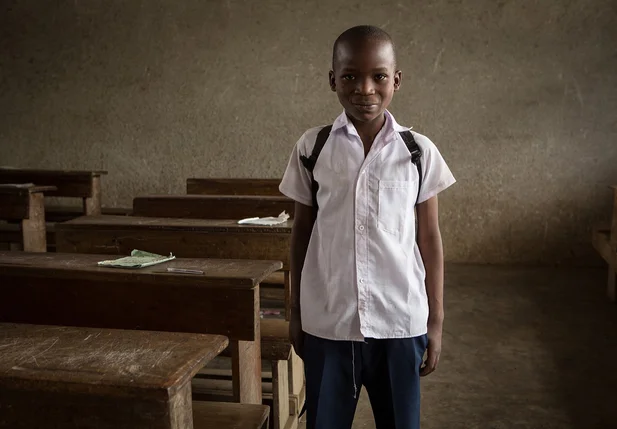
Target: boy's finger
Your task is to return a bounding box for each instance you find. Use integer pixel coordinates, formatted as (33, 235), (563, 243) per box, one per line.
(419, 353), (439, 376)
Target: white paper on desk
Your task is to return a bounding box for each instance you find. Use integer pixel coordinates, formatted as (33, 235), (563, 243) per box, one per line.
(238, 211), (290, 226)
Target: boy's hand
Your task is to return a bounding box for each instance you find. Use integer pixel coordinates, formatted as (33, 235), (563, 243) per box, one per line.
(289, 311), (305, 360)
(420, 319), (442, 376)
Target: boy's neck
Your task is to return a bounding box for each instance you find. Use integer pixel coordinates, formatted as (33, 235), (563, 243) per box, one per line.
(347, 112), (387, 157)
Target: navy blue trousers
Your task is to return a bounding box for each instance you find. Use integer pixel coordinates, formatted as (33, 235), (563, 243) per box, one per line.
(303, 333), (428, 429)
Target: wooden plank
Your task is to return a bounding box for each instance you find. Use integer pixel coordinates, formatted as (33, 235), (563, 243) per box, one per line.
(230, 290), (261, 405)
(0, 185), (56, 220)
(192, 401), (270, 429)
(0, 323), (227, 393)
(0, 323), (227, 429)
(55, 215), (291, 270)
(187, 178), (282, 196)
(0, 223), (55, 250)
(45, 205), (131, 222)
(0, 168), (107, 198)
(0, 185), (55, 252)
(272, 360), (290, 429)
(84, 175), (102, 215)
(0, 252), (280, 341)
(21, 191), (47, 252)
(289, 350), (304, 399)
(133, 195), (294, 219)
(261, 319), (291, 361)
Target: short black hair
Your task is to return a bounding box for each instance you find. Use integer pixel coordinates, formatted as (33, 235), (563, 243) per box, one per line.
(332, 25), (396, 69)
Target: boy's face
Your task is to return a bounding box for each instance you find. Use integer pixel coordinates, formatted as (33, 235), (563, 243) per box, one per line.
(329, 38), (401, 125)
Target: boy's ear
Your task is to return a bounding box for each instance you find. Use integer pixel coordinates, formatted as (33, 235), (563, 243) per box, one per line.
(329, 70), (336, 92)
(394, 70), (402, 91)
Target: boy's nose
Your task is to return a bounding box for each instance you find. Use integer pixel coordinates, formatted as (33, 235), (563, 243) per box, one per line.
(355, 78), (375, 95)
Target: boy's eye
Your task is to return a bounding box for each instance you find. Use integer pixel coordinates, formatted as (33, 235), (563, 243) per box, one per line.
(342, 75), (355, 81)
(375, 74), (387, 81)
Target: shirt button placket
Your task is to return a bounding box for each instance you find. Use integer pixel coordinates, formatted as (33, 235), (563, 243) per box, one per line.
(355, 167), (370, 334)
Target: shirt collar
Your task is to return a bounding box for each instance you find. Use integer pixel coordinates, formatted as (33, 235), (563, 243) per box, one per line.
(331, 110), (412, 137)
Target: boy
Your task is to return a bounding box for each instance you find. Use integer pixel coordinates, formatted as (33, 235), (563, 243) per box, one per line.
(279, 25), (456, 429)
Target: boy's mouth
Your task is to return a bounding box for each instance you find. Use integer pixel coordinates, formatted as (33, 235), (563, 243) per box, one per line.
(353, 103), (379, 112)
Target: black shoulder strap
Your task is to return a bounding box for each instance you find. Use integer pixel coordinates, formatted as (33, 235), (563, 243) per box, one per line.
(300, 125), (332, 210)
(399, 130), (423, 204)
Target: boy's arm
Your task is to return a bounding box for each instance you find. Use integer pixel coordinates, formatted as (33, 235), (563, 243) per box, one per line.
(416, 195), (444, 376)
(289, 201), (315, 359)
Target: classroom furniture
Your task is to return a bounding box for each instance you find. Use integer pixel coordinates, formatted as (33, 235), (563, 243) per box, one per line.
(0, 323), (245, 429)
(55, 215), (292, 316)
(0, 251), (281, 405)
(0, 168), (107, 216)
(133, 195), (294, 219)
(53, 216), (301, 429)
(0, 184), (56, 252)
(187, 178), (283, 196)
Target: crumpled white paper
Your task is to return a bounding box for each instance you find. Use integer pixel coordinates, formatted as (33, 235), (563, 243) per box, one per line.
(238, 211), (290, 226)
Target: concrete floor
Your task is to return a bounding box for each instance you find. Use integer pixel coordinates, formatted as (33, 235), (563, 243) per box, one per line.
(297, 264), (617, 429)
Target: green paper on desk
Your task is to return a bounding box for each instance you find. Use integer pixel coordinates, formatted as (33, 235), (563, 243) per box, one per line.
(97, 250), (175, 269)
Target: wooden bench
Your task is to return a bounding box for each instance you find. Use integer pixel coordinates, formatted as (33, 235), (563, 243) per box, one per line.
(0, 168), (108, 216)
(187, 178), (283, 196)
(0, 251), (281, 406)
(45, 205), (132, 222)
(0, 323), (270, 429)
(193, 402), (270, 429)
(0, 184), (56, 252)
(592, 185), (617, 301)
(54, 216), (302, 429)
(133, 195), (294, 219)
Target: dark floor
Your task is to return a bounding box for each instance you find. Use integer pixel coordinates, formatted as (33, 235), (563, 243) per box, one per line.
(298, 264), (617, 429)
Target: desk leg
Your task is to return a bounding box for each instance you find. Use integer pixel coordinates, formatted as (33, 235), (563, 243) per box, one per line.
(231, 287), (261, 404)
(168, 380), (193, 429)
(272, 359), (290, 429)
(230, 340), (262, 404)
(21, 192), (46, 252)
(84, 176), (102, 216)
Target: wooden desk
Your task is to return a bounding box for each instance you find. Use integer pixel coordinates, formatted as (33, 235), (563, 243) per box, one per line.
(0, 323), (228, 429)
(0, 184), (56, 252)
(133, 195), (294, 219)
(187, 178), (283, 196)
(56, 215), (292, 318)
(0, 168), (107, 215)
(0, 252), (282, 404)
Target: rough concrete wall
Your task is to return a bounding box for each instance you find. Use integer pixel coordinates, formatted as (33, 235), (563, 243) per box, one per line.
(0, 0), (615, 265)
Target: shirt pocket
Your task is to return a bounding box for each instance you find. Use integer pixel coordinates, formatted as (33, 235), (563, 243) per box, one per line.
(377, 180), (411, 235)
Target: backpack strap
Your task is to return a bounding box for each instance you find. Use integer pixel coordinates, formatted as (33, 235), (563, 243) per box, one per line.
(399, 130), (423, 204)
(300, 125), (333, 210)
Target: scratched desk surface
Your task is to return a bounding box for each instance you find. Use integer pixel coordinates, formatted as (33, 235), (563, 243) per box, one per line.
(0, 251), (283, 288)
(0, 323), (228, 393)
(58, 214), (293, 233)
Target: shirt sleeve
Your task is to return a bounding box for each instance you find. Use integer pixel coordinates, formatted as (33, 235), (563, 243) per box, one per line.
(414, 133), (456, 204)
(279, 132), (313, 207)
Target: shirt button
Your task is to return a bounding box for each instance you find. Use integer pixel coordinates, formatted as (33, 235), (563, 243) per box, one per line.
(358, 225), (365, 231)
(359, 279), (365, 284)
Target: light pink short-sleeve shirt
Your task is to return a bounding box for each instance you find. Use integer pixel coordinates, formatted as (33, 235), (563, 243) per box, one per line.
(280, 111), (456, 341)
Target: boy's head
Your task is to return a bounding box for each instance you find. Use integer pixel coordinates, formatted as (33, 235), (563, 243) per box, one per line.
(330, 25), (401, 126)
